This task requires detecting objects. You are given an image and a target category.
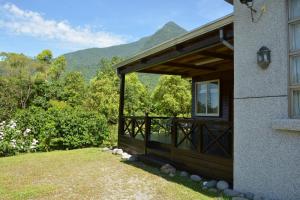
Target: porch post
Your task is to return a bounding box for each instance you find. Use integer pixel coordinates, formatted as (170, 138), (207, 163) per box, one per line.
(118, 73), (125, 146)
(144, 113), (150, 155)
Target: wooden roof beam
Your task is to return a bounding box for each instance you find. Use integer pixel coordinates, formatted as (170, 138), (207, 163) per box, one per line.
(200, 51), (233, 60)
(139, 70), (189, 76)
(166, 62), (216, 71)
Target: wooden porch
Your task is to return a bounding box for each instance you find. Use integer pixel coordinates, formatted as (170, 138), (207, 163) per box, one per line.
(116, 15), (234, 182)
(119, 116), (233, 181)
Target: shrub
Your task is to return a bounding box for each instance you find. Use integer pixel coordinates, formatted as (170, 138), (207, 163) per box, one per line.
(0, 120), (38, 156)
(14, 106), (108, 152)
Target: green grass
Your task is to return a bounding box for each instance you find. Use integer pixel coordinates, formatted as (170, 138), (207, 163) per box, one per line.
(0, 148), (229, 200)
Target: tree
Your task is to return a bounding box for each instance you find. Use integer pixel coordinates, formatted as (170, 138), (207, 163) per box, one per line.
(62, 71), (86, 106)
(48, 56), (66, 80)
(0, 52), (40, 109)
(125, 73), (150, 116)
(152, 75), (191, 117)
(0, 77), (18, 120)
(84, 57), (122, 124)
(36, 49), (53, 64)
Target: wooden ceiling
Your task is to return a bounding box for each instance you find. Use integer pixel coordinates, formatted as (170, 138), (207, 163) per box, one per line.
(140, 43), (233, 77)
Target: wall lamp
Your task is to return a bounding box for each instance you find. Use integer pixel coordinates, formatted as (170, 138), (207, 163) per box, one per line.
(257, 46), (271, 69)
(240, 0), (257, 22)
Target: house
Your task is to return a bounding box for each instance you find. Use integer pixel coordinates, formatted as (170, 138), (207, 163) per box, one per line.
(115, 1), (300, 199)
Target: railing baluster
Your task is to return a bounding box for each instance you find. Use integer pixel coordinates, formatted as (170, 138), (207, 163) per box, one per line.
(131, 118), (135, 138)
(144, 113), (150, 155)
(171, 117), (177, 148)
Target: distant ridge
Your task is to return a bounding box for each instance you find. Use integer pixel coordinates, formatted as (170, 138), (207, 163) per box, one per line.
(63, 21), (188, 82)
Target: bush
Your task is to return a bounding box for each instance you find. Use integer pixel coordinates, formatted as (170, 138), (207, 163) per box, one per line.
(0, 120), (38, 156)
(13, 106), (109, 152)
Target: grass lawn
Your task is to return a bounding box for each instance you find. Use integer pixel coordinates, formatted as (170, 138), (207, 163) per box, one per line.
(0, 148), (230, 200)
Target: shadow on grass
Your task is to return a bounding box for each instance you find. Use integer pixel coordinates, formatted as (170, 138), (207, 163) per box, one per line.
(121, 160), (231, 200)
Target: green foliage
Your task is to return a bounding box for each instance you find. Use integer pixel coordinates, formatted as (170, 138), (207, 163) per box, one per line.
(0, 77), (18, 121)
(0, 51), (193, 157)
(62, 71), (86, 106)
(36, 49), (53, 64)
(125, 73), (151, 116)
(48, 56), (66, 80)
(84, 57), (122, 124)
(14, 106), (108, 151)
(0, 52), (41, 109)
(152, 75), (191, 117)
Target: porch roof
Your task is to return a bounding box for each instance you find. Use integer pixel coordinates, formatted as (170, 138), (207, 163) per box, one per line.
(116, 14), (234, 78)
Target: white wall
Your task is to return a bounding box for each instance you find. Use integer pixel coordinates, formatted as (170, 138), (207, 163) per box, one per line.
(234, 0), (300, 199)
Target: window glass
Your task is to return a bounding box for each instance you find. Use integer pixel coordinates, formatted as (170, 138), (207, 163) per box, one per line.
(197, 84), (207, 114)
(291, 23), (300, 50)
(207, 82), (219, 114)
(293, 90), (300, 116)
(291, 0), (300, 19)
(291, 56), (300, 84)
(196, 80), (219, 116)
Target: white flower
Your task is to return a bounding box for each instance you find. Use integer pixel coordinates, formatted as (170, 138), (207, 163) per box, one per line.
(30, 139), (38, 150)
(8, 120), (17, 129)
(10, 139), (16, 148)
(32, 139), (38, 145)
(23, 128), (31, 136)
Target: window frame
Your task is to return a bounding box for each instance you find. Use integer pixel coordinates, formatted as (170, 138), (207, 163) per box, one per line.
(288, 0), (300, 118)
(195, 79), (220, 117)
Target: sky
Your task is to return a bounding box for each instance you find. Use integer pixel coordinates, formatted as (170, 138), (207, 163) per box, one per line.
(0, 0), (233, 57)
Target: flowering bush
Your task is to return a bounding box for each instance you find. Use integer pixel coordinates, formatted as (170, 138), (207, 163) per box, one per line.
(14, 106), (109, 152)
(0, 120), (38, 156)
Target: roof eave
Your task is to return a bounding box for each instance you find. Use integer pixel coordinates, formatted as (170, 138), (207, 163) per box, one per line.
(115, 13), (234, 71)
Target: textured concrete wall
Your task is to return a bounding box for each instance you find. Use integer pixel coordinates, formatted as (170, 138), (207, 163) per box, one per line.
(234, 0), (300, 199)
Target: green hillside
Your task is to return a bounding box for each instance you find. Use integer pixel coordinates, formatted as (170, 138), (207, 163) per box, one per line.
(63, 21), (187, 87)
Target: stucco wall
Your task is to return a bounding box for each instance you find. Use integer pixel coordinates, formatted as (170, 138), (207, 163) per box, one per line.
(234, 0), (300, 199)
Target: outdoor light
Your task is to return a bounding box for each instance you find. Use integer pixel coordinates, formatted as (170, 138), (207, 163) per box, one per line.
(257, 46), (271, 69)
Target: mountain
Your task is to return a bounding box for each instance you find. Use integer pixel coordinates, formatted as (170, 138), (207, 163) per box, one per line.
(63, 21), (187, 87)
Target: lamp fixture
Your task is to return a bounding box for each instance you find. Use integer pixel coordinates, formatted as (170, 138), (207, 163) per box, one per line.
(257, 46), (271, 69)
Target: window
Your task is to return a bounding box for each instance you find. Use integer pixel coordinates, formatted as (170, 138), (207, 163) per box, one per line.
(195, 80), (220, 116)
(289, 0), (300, 118)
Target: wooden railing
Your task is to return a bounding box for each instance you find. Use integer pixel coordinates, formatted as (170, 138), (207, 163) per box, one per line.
(120, 115), (233, 158)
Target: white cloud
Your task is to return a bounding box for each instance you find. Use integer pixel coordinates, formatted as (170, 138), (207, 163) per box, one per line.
(0, 3), (126, 48)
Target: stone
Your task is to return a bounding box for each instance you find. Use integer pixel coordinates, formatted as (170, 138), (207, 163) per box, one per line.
(216, 180), (229, 190)
(180, 171), (188, 177)
(244, 192), (254, 200)
(202, 180), (217, 188)
(160, 164), (176, 174)
(121, 152), (131, 160)
(208, 188), (218, 194)
(223, 189), (241, 197)
(121, 153), (137, 162)
(169, 173), (175, 177)
(190, 175), (202, 182)
(112, 148), (123, 155)
(116, 149), (123, 155)
(232, 197), (249, 200)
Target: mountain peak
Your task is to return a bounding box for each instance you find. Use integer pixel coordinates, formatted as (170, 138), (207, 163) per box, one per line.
(162, 21), (182, 29)
(64, 21), (188, 80)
